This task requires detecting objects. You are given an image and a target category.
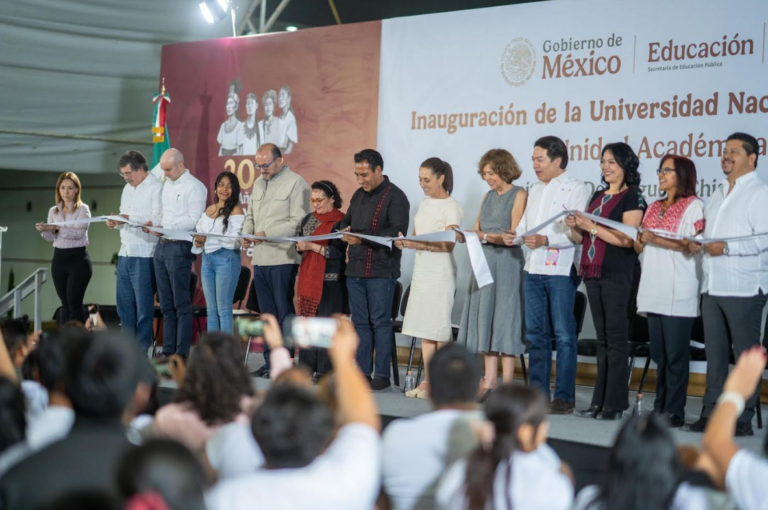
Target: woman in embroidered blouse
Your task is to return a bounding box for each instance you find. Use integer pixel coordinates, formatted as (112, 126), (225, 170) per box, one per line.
(217, 80), (243, 156)
(276, 85), (298, 155)
(294, 180), (346, 378)
(193, 171), (245, 333)
(239, 92), (264, 156)
(260, 90), (282, 147)
(35, 172), (92, 325)
(565, 142), (647, 420)
(634, 155), (704, 427)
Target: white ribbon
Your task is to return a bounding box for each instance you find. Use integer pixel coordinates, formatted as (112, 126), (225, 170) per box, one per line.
(461, 230), (494, 289)
(512, 211), (569, 245)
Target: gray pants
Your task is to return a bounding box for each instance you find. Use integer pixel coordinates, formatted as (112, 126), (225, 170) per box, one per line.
(701, 292), (767, 425)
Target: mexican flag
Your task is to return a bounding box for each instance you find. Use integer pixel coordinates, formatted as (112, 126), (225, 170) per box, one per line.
(150, 83), (171, 170)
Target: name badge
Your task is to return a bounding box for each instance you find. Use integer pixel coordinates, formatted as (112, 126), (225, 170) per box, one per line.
(545, 248), (560, 266)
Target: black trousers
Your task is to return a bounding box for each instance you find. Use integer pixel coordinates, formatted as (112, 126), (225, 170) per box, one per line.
(701, 292), (767, 425)
(585, 278), (633, 412)
(51, 247), (92, 325)
(648, 314), (694, 421)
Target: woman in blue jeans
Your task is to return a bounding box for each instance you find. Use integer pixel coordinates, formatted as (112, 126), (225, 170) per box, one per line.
(193, 171), (244, 333)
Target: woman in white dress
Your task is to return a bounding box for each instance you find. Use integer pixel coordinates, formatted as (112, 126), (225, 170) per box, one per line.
(395, 157), (463, 399)
(260, 90), (282, 147)
(277, 85), (298, 154)
(238, 93), (264, 156)
(217, 80), (242, 156)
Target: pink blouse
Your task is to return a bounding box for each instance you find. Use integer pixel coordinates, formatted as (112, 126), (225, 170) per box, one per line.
(41, 203), (90, 249)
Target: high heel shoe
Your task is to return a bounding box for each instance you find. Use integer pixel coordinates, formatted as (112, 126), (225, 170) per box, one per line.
(574, 405), (601, 419)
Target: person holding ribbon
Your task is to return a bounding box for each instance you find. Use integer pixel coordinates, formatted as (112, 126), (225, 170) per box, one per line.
(294, 180), (346, 378)
(684, 132), (768, 436)
(35, 172), (92, 325)
(634, 154), (704, 428)
(565, 142), (646, 420)
(457, 149), (527, 398)
(395, 157), (463, 399)
(193, 171), (245, 334)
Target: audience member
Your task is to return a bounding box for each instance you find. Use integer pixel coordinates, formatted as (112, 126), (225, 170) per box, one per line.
(0, 332), (142, 510)
(574, 413), (710, 510)
(436, 385), (573, 510)
(118, 439), (208, 510)
(382, 344), (482, 510)
(0, 377), (25, 455)
(205, 318), (382, 510)
(340, 148), (410, 390)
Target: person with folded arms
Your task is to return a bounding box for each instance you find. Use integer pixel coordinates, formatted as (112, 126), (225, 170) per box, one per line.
(634, 155), (704, 428)
(684, 132), (768, 436)
(36, 172), (92, 326)
(566, 142), (646, 420)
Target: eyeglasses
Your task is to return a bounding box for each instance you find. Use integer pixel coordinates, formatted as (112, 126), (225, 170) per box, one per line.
(119, 169), (136, 179)
(310, 198), (327, 204)
(255, 158), (278, 171)
(656, 168), (674, 175)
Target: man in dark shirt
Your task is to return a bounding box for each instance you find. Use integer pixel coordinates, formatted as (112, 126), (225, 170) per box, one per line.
(341, 149), (410, 390)
(0, 332), (142, 510)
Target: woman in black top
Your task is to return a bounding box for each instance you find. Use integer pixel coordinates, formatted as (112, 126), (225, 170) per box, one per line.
(295, 180), (346, 377)
(566, 142), (647, 420)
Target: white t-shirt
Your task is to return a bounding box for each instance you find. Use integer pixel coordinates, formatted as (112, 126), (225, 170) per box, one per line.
(25, 405), (75, 450)
(436, 444), (572, 510)
(382, 410), (481, 510)
(206, 422), (264, 480)
(573, 482), (710, 510)
(636, 197), (704, 317)
(726, 449), (768, 510)
(206, 423), (381, 510)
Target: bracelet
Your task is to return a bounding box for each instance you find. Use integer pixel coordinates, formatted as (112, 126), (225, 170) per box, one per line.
(716, 391), (745, 416)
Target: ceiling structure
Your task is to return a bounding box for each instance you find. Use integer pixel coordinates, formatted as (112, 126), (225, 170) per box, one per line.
(0, 0), (543, 174)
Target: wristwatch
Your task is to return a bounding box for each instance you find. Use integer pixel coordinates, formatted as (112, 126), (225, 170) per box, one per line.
(589, 225), (598, 236)
(482, 233), (488, 244)
(723, 241), (730, 255)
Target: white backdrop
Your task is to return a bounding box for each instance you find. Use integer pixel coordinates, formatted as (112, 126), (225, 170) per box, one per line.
(377, 0), (768, 332)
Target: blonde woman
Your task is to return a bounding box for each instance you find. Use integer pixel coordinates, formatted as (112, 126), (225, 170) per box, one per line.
(36, 172), (92, 325)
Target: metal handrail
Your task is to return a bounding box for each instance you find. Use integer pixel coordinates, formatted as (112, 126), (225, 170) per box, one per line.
(0, 268), (48, 330)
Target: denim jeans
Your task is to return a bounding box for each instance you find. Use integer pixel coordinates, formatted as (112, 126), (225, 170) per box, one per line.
(524, 266), (580, 402)
(347, 277), (395, 380)
(253, 264), (298, 369)
(154, 241), (195, 356)
(201, 249), (241, 333)
(116, 256), (156, 351)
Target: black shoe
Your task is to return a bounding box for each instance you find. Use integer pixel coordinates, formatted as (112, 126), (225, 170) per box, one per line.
(654, 411), (685, 428)
(251, 365), (270, 378)
(574, 405), (601, 419)
(682, 417), (708, 433)
(370, 377), (391, 391)
(596, 409), (625, 421)
(548, 399), (575, 415)
(735, 422), (754, 437)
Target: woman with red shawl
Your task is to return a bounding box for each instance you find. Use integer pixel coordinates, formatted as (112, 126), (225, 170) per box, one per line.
(295, 180), (346, 377)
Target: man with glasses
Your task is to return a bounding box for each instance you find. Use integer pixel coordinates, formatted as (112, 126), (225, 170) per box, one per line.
(684, 132), (768, 436)
(242, 143), (310, 376)
(107, 150), (163, 353)
(144, 148), (207, 359)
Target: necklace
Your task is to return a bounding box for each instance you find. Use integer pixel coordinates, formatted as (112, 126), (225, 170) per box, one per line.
(264, 116), (275, 135)
(658, 199), (674, 219)
(243, 119), (258, 140)
(223, 116), (238, 134)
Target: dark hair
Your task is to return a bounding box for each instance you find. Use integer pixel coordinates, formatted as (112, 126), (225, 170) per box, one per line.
(354, 149), (384, 172)
(727, 132), (760, 169)
(0, 318), (29, 360)
(260, 143), (282, 160)
(213, 171), (241, 233)
(587, 414), (681, 510)
(117, 150), (149, 173)
(535, 136), (569, 169)
(464, 385), (547, 510)
(20, 348), (39, 381)
(477, 149), (522, 183)
(311, 180), (343, 209)
(659, 154), (698, 199)
(117, 439), (208, 510)
(65, 332), (141, 419)
(429, 344), (481, 407)
(35, 334), (73, 393)
(39, 491), (120, 510)
(252, 384), (335, 469)
(0, 376), (26, 453)
(174, 333), (254, 425)
(421, 157), (454, 194)
(601, 142), (641, 188)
